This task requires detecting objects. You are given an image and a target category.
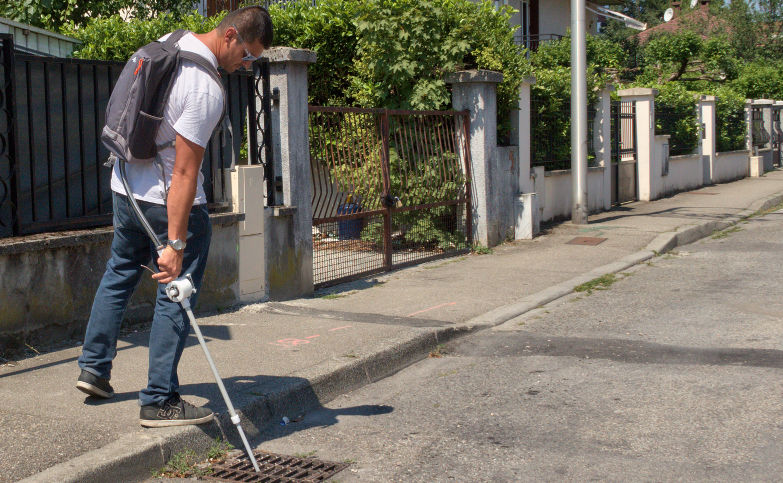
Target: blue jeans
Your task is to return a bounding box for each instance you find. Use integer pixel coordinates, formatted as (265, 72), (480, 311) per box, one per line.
(78, 192), (211, 406)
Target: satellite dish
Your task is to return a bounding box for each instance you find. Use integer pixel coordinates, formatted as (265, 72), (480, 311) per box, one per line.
(690, 0), (698, 8)
(663, 8), (674, 22)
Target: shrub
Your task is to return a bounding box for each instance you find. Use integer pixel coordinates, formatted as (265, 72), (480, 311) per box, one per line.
(653, 83), (699, 156)
(63, 11), (224, 61)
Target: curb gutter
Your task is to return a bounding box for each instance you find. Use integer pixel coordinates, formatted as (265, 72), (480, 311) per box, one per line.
(22, 192), (783, 483)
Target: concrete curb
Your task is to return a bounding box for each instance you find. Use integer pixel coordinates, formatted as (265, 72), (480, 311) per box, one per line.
(22, 192), (783, 483)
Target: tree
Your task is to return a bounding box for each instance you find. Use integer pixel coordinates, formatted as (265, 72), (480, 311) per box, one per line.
(1, 0), (197, 32)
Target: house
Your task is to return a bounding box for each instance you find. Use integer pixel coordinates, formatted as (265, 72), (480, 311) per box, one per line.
(0, 17), (80, 56)
(496, 0), (630, 50)
(636, 0), (724, 43)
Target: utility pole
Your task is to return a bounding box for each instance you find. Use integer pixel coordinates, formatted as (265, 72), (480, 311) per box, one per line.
(571, 0), (588, 224)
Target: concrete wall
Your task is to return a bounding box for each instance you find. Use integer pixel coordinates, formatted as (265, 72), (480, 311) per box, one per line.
(760, 148), (774, 172)
(540, 167), (607, 222)
(662, 154), (703, 197)
(713, 150), (750, 183)
(0, 214), (242, 351)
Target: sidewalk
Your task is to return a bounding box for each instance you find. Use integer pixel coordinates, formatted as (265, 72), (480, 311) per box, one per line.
(6, 170), (783, 482)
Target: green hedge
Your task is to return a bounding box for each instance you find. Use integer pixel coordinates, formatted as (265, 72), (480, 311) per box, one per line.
(653, 83), (699, 156)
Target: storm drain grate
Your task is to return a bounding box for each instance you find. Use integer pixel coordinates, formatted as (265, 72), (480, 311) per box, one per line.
(567, 236), (607, 246)
(204, 450), (349, 482)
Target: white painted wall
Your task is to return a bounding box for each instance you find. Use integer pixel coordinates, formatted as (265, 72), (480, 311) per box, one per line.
(662, 154), (703, 197)
(540, 166), (607, 222)
(713, 150), (750, 183)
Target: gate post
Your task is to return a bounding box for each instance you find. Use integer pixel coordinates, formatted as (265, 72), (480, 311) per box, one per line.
(752, 99), (774, 172)
(617, 88), (657, 201)
(264, 47), (316, 299)
(446, 69), (504, 248)
(595, 84), (614, 211)
(514, 76), (539, 240)
(697, 95), (717, 185)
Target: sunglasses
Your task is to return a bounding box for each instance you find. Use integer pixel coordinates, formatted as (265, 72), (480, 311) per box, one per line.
(231, 24), (260, 62)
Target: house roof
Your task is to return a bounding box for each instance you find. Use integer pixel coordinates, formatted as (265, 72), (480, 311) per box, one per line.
(0, 17), (80, 57)
(635, 0), (726, 43)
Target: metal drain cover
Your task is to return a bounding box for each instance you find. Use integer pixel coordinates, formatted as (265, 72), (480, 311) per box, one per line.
(567, 236), (607, 246)
(204, 450), (349, 482)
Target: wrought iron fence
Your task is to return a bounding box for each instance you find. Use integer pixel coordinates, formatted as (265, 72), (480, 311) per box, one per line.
(0, 34), (265, 238)
(530, 95), (596, 171)
(751, 107), (770, 148)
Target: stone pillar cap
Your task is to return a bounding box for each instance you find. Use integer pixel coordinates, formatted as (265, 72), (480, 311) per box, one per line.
(521, 76), (536, 85)
(752, 99), (775, 105)
(261, 47), (317, 64)
(695, 94), (717, 102)
(445, 69), (503, 84)
(616, 87), (658, 97)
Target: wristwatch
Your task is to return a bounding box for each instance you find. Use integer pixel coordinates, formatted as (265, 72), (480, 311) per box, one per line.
(167, 238), (187, 252)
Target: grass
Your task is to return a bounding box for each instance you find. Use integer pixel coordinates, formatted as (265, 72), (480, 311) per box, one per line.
(429, 344), (448, 358)
(711, 226), (743, 240)
(574, 273), (618, 295)
(471, 244), (493, 255)
(294, 450), (318, 458)
(320, 293), (346, 300)
(152, 438), (233, 479)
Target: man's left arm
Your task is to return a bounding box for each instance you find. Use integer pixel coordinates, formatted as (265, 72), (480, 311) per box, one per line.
(152, 133), (204, 284)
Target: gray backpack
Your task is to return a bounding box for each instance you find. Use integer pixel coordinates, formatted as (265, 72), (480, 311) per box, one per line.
(101, 29), (227, 164)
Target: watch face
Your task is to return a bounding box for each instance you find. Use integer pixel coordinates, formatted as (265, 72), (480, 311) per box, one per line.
(169, 239), (185, 251)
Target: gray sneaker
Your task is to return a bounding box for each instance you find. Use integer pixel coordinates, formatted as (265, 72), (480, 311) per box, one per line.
(76, 369), (114, 398)
(139, 393), (214, 428)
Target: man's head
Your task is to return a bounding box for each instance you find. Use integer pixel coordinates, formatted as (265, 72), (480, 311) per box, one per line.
(214, 6), (273, 73)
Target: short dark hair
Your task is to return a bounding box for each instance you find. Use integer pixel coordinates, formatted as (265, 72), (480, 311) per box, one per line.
(218, 6), (274, 49)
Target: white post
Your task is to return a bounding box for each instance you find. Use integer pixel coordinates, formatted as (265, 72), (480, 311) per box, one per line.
(515, 76), (538, 240)
(617, 88), (658, 201)
(697, 95), (717, 185)
(595, 85), (614, 211)
(571, 0), (588, 224)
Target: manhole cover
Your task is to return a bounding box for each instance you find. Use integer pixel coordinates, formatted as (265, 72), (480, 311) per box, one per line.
(204, 450), (349, 482)
(567, 236), (607, 246)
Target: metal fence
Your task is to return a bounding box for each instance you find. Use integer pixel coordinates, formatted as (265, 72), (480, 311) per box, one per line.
(0, 34), (267, 239)
(716, 103), (747, 153)
(530, 95), (596, 171)
(309, 106), (472, 288)
(655, 103), (699, 156)
(751, 106), (770, 148)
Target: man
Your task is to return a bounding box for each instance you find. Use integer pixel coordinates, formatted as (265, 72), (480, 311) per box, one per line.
(75, 6), (272, 428)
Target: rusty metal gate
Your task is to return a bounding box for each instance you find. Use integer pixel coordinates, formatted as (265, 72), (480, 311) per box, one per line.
(309, 107), (472, 288)
(610, 100), (638, 205)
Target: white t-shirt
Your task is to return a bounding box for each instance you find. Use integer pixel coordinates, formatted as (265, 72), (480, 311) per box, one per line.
(110, 32), (224, 205)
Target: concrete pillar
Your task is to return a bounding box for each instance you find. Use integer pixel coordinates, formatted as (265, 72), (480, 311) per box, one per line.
(745, 99), (754, 154)
(753, 99), (774, 172)
(263, 47), (316, 299)
(517, 77), (536, 194)
(595, 85), (614, 211)
(515, 76), (538, 240)
(697, 95), (717, 185)
(617, 88), (658, 201)
(446, 70), (504, 247)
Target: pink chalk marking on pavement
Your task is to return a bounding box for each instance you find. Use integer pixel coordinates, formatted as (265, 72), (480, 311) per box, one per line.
(306, 335), (320, 339)
(269, 326), (353, 348)
(407, 302), (456, 317)
(328, 325), (353, 331)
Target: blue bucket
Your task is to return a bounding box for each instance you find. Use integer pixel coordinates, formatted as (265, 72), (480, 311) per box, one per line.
(337, 203), (362, 240)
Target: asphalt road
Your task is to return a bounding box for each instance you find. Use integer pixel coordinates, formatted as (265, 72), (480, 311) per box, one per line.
(252, 209), (783, 482)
